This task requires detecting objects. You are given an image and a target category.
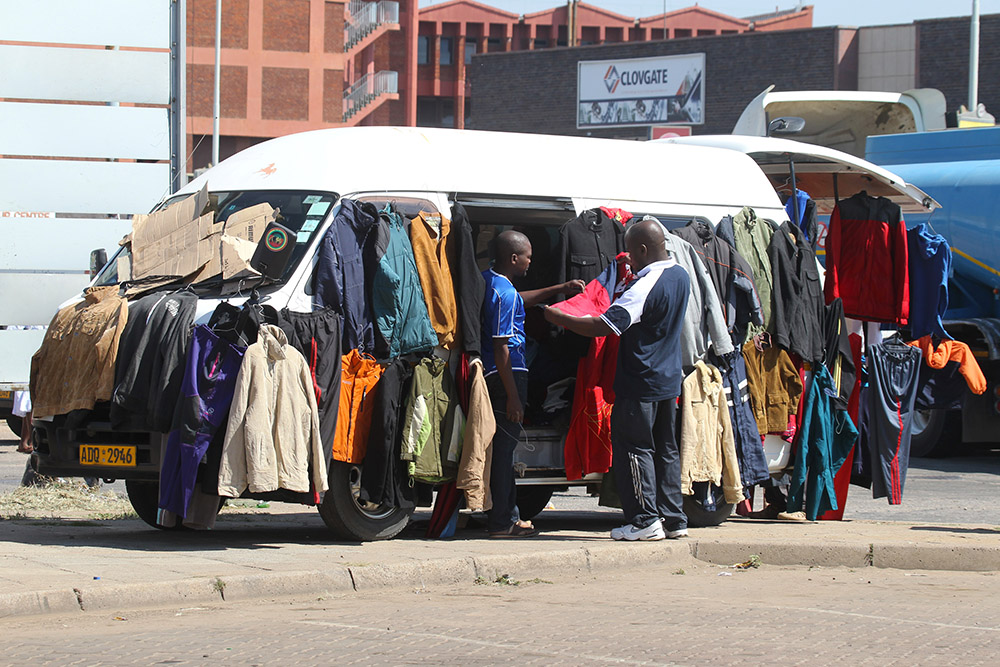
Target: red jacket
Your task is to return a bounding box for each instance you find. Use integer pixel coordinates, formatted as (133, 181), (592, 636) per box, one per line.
(824, 192), (909, 325)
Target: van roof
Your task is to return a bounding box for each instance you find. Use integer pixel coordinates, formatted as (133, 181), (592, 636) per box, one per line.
(175, 127), (780, 210)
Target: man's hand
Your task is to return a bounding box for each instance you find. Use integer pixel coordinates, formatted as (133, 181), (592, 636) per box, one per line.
(506, 394), (524, 424)
(563, 279), (586, 295)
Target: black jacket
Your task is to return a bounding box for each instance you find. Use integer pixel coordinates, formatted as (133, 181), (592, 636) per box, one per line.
(672, 219), (763, 345)
(769, 221), (825, 363)
(110, 290), (197, 432)
(823, 297), (856, 410)
(359, 358), (416, 511)
(556, 208), (626, 284)
(451, 203), (485, 355)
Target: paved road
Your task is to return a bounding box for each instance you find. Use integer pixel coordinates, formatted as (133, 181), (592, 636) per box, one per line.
(2, 423), (997, 525)
(2, 560), (999, 665)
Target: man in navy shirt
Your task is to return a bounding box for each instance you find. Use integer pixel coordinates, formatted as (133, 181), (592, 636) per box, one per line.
(545, 218), (691, 541)
(483, 230), (584, 537)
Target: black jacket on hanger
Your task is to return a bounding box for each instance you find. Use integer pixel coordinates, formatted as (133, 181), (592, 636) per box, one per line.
(769, 221), (825, 364)
(823, 297), (856, 410)
(451, 202), (485, 356)
(556, 208), (626, 284)
(359, 358), (416, 511)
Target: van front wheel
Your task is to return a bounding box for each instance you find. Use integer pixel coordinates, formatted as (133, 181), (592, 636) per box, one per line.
(318, 461), (412, 541)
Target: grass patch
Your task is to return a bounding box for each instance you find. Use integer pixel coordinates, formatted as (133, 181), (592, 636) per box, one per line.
(0, 480), (136, 521)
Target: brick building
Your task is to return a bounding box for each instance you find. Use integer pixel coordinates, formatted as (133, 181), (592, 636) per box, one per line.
(468, 13), (1000, 140)
(186, 0), (417, 171)
(415, 1), (813, 128)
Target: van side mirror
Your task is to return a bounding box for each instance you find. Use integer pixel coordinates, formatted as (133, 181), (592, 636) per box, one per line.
(90, 248), (108, 275)
(767, 116), (806, 136)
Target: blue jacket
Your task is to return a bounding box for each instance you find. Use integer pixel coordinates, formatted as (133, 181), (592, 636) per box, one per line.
(787, 365), (858, 521)
(907, 223), (952, 339)
(372, 207), (438, 358)
(314, 199), (380, 353)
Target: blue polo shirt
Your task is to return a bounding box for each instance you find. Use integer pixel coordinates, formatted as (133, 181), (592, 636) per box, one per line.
(600, 260), (690, 401)
(481, 269), (527, 376)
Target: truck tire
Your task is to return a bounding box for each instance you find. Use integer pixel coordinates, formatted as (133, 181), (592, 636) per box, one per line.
(515, 486), (555, 521)
(683, 486), (733, 527)
(6, 416), (23, 435)
(318, 461), (412, 541)
(910, 409), (961, 458)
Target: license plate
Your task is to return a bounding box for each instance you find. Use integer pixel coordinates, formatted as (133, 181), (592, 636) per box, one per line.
(79, 444), (136, 467)
(0, 390), (12, 400)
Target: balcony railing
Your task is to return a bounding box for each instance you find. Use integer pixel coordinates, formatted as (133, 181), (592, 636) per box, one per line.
(343, 70), (398, 121)
(345, 0), (399, 52)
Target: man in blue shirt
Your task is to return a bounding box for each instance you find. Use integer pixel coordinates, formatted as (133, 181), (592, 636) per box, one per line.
(483, 230), (584, 537)
(545, 218), (691, 541)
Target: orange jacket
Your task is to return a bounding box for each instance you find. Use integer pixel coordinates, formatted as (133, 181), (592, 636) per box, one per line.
(410, 211), (458, 348)
(908, 336), (987, 395)
(333, 350), (384, 463)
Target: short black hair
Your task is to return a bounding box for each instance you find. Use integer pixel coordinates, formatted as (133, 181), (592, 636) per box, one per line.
(493, 230), (531, 262)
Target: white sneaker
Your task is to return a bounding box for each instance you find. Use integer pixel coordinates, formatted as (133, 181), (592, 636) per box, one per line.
(666, 527), (689, 539)
(611, 520), (665, 541)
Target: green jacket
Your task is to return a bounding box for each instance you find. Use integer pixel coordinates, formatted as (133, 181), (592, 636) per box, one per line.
(401, 356), (464, 483)
(732, 206), (775, 335)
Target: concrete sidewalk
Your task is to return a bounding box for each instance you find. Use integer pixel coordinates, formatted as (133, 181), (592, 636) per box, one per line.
(1, 503), (998, 619)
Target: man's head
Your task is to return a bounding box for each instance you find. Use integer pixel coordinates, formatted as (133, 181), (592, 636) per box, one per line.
(493, 230), (532, 277)
(623, 216), (669, 272)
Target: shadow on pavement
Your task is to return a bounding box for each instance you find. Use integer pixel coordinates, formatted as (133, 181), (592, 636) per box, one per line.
(910, 525), (1000, 535)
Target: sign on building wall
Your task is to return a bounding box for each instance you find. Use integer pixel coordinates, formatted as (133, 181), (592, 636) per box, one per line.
(577, 53), (705, 129)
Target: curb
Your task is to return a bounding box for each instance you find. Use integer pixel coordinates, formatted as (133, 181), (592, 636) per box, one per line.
(3, 537), (998, 619)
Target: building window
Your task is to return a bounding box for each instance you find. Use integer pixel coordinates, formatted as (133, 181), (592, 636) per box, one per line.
(417, 96), (457, 128)
(674, 28), (692, 38)
(534, 38), (549, 48)
(487, 36), (502, 52)
(440, 37), (454, 65)
(465, 41), (477, 64)
(418, 36), (430, 65)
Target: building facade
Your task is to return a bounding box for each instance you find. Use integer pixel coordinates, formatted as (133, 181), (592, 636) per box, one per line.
(468, 13), (1000, 140)
(186, 0), (417, 171)
(415, 1), (813, 128)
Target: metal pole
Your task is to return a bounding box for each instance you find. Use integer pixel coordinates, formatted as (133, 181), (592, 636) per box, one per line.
(970, 0), (980, 111)
(788, 156), (800, 227)
(170, 0), (187, 191)
(212, 0), (221, 166)
(663, 0), (666, 39)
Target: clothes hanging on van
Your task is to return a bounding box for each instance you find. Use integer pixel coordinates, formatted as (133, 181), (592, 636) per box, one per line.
(728, 207), (776, 334)
(663, 233), (734, 370)
(158, 324), (245, 519)
(671, 218), (763, 345)
(907, 336), (987, 395)
(111, 289), (197, 432)
(784, 188), (819, 250)
(410, 211), (460, 348)
(769, 220), (825, 364)
(823, 298), (857, 410)
(218, 324), (328, 497)
(277, 307), (342, 465)
(402, 356), (464, 484)
(743, 340), (802, 435)
(30, 285), (129, 418)
(556, 208), (626, 284)
(679, 361), (744, 504)
(207, 299), (279, 348)
(450, 202), (486, 356)
(711, 349), (770, 489)
(825, 192), (909, 325)
(787, 364), (858, 521)
(333, 349), (383, 464)
(907, 223), (952, 340)
(314, 198), (381, 353)
(358, 358), (416, 511)
(456, 356), (496, 511)
(371, 206), (438, 359)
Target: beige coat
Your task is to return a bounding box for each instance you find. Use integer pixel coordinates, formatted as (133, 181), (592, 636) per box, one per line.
(679, 361), (744, 504)
(219, 325), (328, 497)
(456, 359), (495, 511)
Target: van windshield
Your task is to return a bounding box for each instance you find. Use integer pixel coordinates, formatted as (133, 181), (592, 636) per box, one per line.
(93, 190), (338, 289)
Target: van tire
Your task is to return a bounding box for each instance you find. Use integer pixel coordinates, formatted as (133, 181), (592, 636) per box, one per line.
(683, 487), (733, 527)
(125, 480), (224, 530)
(515, 486), (555, 521)
(318, 461), (412, 542)
(6, 416), (23, 435)
(910, 409), (961, 458)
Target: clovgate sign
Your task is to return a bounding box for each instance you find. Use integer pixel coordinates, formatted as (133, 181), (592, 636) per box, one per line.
(577, 53), (705, 129)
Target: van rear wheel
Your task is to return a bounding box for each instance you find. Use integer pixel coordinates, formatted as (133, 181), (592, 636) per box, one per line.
(318, 461), (412, 542)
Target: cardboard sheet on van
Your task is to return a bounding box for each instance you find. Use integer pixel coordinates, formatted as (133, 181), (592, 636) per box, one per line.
(130, 185), (215, 279)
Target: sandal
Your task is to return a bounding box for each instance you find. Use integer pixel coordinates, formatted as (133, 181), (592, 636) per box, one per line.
(16, 444), (32, 454)
(489, 522), (539, 538)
